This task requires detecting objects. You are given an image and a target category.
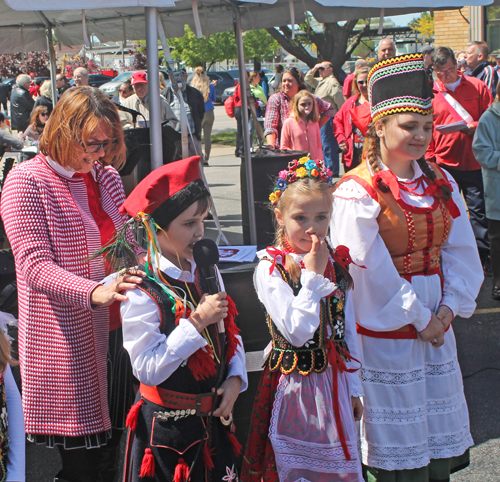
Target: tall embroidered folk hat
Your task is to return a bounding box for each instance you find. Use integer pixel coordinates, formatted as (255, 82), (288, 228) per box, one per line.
(368, 53), (433, 122)
(120, 155), (209, 228)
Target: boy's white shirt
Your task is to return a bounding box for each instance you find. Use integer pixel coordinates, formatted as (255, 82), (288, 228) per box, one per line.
(120, 255), (248, 391)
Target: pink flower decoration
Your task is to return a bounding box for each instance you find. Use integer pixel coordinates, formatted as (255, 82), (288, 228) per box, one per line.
(279, 170), (288, 180)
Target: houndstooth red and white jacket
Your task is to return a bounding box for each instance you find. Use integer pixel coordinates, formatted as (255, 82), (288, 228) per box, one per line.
(1, 154), (128, 436)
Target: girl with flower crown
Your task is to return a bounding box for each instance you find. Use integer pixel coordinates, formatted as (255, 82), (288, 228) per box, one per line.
(332, 54), (483, 481)
(242, 156), (364, 482)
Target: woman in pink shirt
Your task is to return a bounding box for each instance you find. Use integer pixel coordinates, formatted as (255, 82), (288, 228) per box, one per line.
(280, 90), (322, 160)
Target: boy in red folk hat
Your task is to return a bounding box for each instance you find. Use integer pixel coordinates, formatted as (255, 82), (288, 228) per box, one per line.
(113, 156), (247, 482)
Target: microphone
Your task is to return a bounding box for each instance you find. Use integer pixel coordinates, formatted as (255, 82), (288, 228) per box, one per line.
(193, 239), (225, 333)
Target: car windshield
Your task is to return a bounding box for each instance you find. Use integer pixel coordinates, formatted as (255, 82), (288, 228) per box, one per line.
(112, 72), (133, 82)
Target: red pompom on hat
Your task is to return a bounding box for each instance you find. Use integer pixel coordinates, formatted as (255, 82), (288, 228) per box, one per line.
(120, 156), (209, 227)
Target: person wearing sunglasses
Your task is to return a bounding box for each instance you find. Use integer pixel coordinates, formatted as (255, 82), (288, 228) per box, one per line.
(333, 67), (370, 172)
(305, 61), (345, 176)
(21, 106), (49, 144)
(1, 86), (146, 482)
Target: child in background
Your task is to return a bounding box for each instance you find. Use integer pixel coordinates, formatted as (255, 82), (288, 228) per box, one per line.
(0, 312), (25, 482)
(242, 157), (364, 482)
(280, 91), (323, 160)
(109, 156), (247, 482)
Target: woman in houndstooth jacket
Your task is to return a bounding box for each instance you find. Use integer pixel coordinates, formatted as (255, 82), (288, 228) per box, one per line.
(1, 87), (144, 482)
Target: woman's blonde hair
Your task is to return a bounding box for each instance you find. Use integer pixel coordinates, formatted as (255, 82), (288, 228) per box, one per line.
(272, 177), (353, 288)
(190, 66), (210, 102)
(0, 330), (18, 374)
(39, 86), (126, 171)
(363, 114), (451, 200)
(159, 72), (167, 90)
(290, 90), (319, 123)
(352, 67), (369, 97)
(40, 80), (53, 100)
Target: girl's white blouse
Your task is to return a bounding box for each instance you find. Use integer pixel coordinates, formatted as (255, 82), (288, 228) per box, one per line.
(254, 250), (364, 397)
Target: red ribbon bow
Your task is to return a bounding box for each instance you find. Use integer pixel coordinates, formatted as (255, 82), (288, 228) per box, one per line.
(373, 170), (460, 219)
(266, 247), (289, 275)
(332, 245), (366, 271)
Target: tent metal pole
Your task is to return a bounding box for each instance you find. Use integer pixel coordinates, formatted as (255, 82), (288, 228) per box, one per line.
(145, 7), (163, 171)
(46, 29), (58, 107)
(234, 7), (257, 245)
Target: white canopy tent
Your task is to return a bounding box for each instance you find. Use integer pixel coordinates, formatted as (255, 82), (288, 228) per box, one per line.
(0, 0), (493, 243)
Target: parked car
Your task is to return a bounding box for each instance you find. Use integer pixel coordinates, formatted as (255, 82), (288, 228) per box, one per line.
(99, 70), (169, 98)
(187, 71), (236, 103)
(70, 74), (114, 89)
(2, 78), (15, 97)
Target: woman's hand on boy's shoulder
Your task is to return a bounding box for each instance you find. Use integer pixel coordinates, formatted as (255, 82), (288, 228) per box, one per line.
(188, 292), (228, 333)
(212, 375), (242, 419)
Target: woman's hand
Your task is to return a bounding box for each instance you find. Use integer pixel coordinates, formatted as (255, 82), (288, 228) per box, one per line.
(213, 376), (242, 419)
(351, 396), (363, 422)
(419, 313), (445, 347)
(90, 268), (145, 306)
(188, 292), (228, 333)
(303, 233), (329, 276)
(436, 305), (454, 331)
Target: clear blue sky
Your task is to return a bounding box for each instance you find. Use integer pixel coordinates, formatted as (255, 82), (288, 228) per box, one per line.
(388, 13), (423, 27)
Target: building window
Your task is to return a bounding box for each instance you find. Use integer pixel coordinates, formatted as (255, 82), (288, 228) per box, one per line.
(487, 6), (500, 54)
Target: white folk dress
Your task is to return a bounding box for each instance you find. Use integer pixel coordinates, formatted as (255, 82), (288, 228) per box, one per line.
(254, 250), (365, 482)
(331, 160), (483, 471)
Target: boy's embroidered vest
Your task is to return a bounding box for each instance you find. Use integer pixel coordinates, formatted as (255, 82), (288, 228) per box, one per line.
(261, 259), (350, 376)
(136, 271), (240, 391)
(0, 371), (9, 482)
(337, 160), (453, 339)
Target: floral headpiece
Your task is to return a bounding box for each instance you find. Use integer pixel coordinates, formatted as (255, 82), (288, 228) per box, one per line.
(269, 156), (333, 205)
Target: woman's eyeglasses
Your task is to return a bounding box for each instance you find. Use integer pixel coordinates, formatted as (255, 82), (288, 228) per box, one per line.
(40, 113), (49, 117)
(79, 138), (119, 153)
(357, 80), (367, 85)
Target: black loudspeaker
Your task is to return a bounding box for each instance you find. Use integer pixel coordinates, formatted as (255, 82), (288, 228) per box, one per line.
(219, 262), (269, 467)
(240, 149), (308, 249)
(120, 125), (182, 178)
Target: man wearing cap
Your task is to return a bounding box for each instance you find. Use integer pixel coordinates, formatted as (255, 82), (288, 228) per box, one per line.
(421, 44), (434, 80)
(305, 61), (343, 176)
(426, 46), (493, 273)
(465, 41), (499, 98)
(121, 71), (178, 129)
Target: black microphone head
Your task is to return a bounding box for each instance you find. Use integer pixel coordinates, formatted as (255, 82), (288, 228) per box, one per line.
(193, 238), (219, 268)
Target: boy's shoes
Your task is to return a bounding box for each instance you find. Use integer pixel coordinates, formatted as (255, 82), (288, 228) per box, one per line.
(203, 161), (209, 167)
(492, 286), (500, 300)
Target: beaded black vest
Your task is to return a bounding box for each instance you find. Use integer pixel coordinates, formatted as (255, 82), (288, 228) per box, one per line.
(262, 259), (350, 376)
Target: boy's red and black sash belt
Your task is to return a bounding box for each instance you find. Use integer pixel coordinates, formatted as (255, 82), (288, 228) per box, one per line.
(139, 383), (221, 417)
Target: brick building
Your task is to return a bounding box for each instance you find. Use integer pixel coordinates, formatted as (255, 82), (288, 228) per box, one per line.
(434, 2), (500, 54)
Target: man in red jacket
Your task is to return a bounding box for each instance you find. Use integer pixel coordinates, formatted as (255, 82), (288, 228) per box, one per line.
(426, 46), (493, 272)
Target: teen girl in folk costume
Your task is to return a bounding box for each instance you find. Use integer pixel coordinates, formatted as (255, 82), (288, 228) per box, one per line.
(332, 54), (483, 481)
(103, 157), (247, 482)
(242, 157), (364, 482)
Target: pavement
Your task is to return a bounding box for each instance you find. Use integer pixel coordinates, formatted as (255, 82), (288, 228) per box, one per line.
(24, 111), (500, 480)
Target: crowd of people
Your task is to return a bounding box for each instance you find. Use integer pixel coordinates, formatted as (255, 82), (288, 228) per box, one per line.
(0, 38), (496, 482)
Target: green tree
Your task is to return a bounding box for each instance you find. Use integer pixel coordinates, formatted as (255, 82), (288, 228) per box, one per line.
(409, 12), (434, 42)
(243, 29), (280, 71)
(169, 26), (237, 70)
(266, 14), (371, 77)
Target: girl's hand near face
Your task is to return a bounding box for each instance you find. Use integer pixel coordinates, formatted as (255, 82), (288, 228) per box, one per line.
(188, 292), (228, 333)
(303, 233), (329, 276)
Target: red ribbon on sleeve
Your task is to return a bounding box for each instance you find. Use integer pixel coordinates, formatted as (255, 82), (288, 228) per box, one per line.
(265, 247), (289, 275)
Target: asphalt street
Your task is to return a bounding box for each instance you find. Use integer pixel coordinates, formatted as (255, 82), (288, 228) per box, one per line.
(24, 112), (500, 480)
